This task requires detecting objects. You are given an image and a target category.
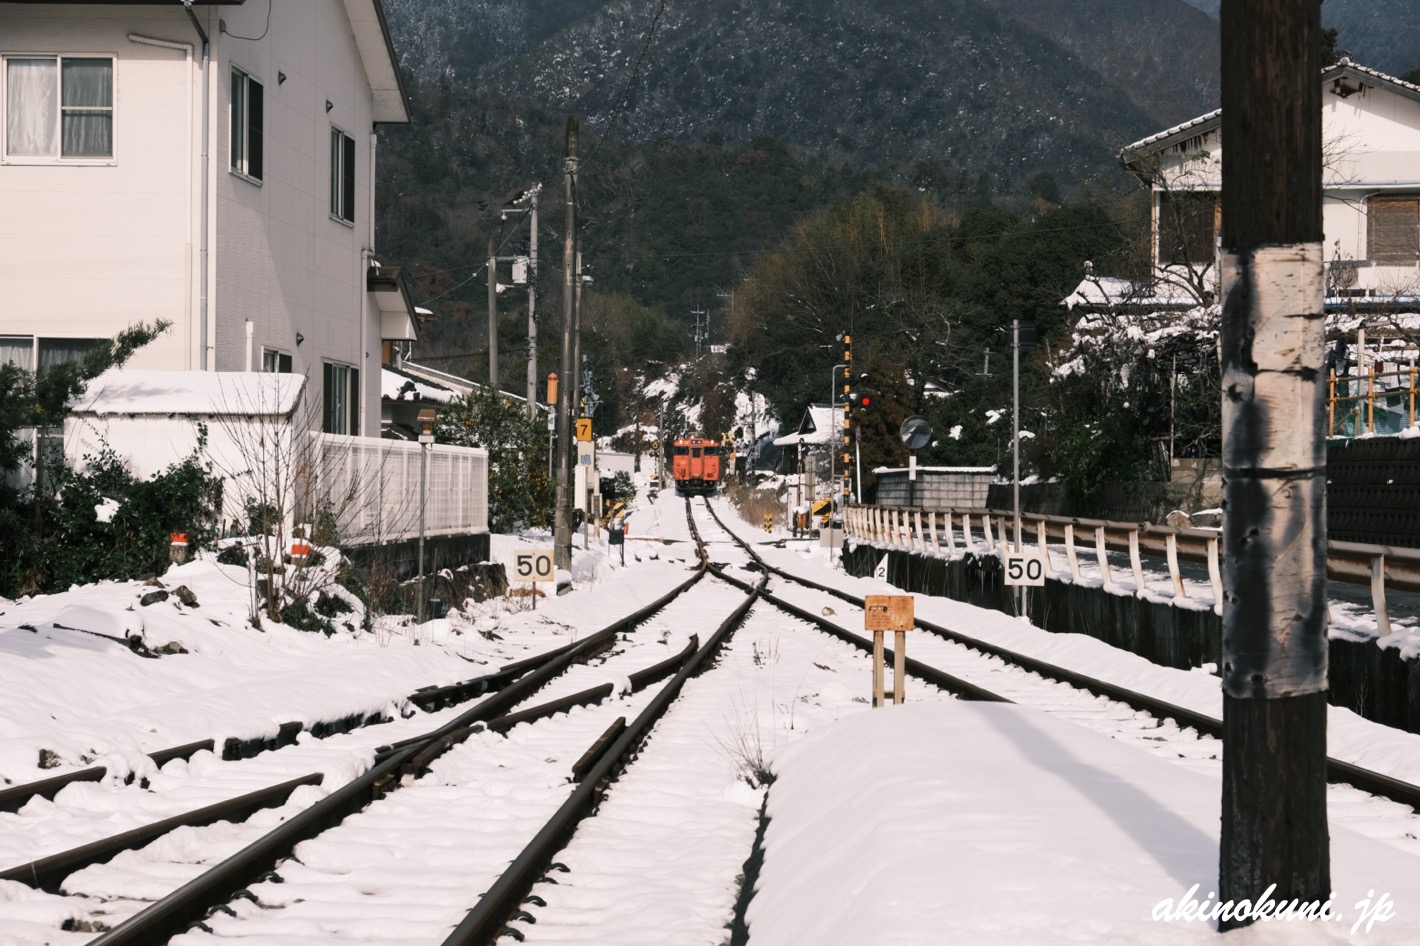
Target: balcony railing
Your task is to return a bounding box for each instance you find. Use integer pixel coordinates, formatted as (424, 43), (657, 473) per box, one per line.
(1328, 366), (1420, 437)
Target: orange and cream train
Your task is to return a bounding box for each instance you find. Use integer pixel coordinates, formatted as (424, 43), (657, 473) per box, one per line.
(670, 437), (723, 496)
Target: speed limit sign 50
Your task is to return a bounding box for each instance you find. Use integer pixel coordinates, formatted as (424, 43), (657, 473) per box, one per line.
(1003, 552), (1046, 587)
(515, 549), (555, 583)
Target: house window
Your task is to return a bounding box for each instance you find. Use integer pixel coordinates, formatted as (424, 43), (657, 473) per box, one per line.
(1367, 196), (1420, 265)
(323, 362), (360, 435)
(1, 336), (100, 489)
(0, 335), (34, 369)
(3, 336), (102, 371)
(1157, 191), (1218, 267)
(37, 337), (100, 373)
(4, 56), (113, 159)
(330, 127), (355, 224)
(262, 348), (292, 373)
(230, 68), (263, 181)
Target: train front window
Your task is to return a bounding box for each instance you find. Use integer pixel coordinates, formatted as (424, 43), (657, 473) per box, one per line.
(674, 446), (689, 456)
(692, 448), (702, 458)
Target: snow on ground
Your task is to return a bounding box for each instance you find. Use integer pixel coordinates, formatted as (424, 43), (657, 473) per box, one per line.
(1, 490), (1419, 943)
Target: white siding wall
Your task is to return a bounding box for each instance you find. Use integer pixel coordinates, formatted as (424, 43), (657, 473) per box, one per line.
(1152, 81), (1420, 297)
(213, 0), (378, 435)
(1, 1), (383, 432)
(0, 7), (201, 370)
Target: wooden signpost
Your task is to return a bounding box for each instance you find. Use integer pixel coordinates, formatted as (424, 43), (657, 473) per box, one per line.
(864, 595), (914, 707)
(515, 549), (555, 609)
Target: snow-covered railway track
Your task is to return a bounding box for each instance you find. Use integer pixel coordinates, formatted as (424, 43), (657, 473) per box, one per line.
(699, 500), (1420, 818)
(2, 559), (706, 944)
(0, 661), (555, 893)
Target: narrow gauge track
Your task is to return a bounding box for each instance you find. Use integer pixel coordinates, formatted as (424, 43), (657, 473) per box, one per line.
(461, 498), (1420, 946)
(16, 556), (711, 943)
(0, 663), (533, 868)
(26, 493), (1420, 945)
(699, 499), (1420, 814)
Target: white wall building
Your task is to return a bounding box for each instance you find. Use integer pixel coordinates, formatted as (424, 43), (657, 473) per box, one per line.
(0, 0), (416, 437)
(1114, 59), (1420, 306)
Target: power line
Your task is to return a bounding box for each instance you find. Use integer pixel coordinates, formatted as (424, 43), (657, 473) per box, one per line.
(582, 0), (669, 171)
(408, 213), (1130, 284)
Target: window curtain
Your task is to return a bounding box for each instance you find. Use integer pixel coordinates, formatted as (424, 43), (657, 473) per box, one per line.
(37, 338), (99, 375)
(0, 336), (34, 369)
(247, 78), (263, 179)
(5, 58), (57, 156)
(60, 59), (112, 157)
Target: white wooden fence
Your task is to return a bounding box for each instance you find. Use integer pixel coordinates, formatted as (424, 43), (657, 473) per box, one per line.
(309, 434), (488, 545)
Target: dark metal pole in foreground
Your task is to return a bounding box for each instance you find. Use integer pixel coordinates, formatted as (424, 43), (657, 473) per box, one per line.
(1218, 0), (1329, 926)
(554, 118), (579, 571)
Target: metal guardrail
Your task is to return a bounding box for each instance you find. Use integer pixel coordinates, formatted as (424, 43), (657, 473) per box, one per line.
(845, 504), (1420, 638)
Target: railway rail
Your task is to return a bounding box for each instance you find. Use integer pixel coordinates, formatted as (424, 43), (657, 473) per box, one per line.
(6, 492), (1420, 944)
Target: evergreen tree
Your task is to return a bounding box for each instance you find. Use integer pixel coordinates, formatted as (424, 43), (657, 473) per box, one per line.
(434, 389), (553, 532)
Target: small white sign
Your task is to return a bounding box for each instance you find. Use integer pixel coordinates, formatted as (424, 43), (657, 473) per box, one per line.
(515, 549), (555, 583)
(1003, 551), (1046, 586)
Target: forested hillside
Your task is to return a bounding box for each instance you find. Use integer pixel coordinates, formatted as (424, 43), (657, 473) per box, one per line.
(372, 0), (1417, 492)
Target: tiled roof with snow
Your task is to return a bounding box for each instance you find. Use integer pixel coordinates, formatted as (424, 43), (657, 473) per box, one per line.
(1121, 59), (1420, 160)
(382, 364), (458, 404)
(773, 404), (839, 446)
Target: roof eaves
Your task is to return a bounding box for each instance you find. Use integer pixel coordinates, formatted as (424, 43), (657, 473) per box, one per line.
(342, 0), (411, 124)
(1121, 58), (1420, 173)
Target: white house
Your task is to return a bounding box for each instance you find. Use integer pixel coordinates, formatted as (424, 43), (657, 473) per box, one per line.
(1111, 58), (1420, 307)
(0, 0), (418, 437)
(0, 1), (495, 549)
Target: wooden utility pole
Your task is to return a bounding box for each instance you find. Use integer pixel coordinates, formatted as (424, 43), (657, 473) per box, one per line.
(554, 118), (579, 570)
(487, 235), (498, 392)
(1218, 0), (1329, 928)
(525, 187), (540, 417)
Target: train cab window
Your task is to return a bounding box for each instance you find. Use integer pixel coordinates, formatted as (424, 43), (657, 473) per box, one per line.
(692, 448), (702, 458)
(674, 445), (689, 456)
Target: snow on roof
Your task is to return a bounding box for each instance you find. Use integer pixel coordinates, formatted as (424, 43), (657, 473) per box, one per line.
(382, 365), (458, 405)
(874, 466), (996, 475)
(773, 404), (839, 447)
(70, 369), (306, 417)
(1062, 277), (1202, 310)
